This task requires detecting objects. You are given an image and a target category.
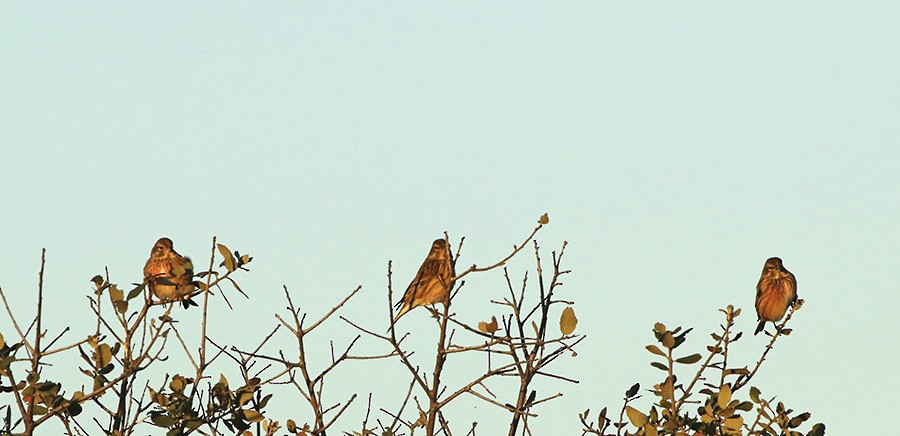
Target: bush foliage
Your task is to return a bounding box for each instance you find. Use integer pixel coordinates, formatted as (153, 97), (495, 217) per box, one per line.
(0, 215), (823, 435)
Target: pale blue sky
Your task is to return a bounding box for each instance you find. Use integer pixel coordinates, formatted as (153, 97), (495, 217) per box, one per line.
(1, 2), (898, 434)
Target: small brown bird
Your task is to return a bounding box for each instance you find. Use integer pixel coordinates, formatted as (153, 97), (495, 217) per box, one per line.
(754, 257), (798, 335)
(143, 237), (195, 305)
(393, 238), (455, 323)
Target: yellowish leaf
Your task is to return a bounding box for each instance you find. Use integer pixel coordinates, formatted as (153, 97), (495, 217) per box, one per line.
(244, 409), (265, 423)
(625, 406), (648, 427)
(538, 213), (550, 224)
(218, 244), (236, 272)
(238, 391), (254, 407)
(560, 307), (578, 335)
(718, 384), (732, 409)
(724, 415), (743, 430)
(645, 345), (665, 357)
(661, 331), (675, 349)
(170, 375), (187, 393)
(95, 344), (112, 368)
(478, 316), (499, 334)
(109, 285), (124, 303)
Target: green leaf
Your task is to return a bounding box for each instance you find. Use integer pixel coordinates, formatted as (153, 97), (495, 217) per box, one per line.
(625, 406), (648, 427)
(650, 361), (668, 371)
(807, 423), (826, 436)
(126, 284), (144, 301)
(67, 402), (83, 417)
(736, 401), (753, 411)
(672, 327), (693, 348)
(151, 413), (177, 428)
(625, 383), (640, 398)
(184, 418), (204, 430)
(675, 353), (702, 364)
(725, 367), (750, 376)
(645, 345), (666, 357)
(749, 386), (761, 403)
(789, 412), (811, 428)
(258, 393), (273, 409)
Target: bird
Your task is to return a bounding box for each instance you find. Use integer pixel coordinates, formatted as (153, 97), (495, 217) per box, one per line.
(143, 237), (196, 306)
(392, 238), (455, 324)
(754, 257), (798, 335)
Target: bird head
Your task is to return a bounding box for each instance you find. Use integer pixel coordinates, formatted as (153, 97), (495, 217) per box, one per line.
(430, 239), (449, 258)
(151, 238), (174, 258)
(763, 257), (786, 276)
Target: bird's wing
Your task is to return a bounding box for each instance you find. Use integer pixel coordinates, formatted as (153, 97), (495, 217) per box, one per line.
(396, 259), (439, 308)
(788, 272), (798, 303)
(438, 260), (454, 291)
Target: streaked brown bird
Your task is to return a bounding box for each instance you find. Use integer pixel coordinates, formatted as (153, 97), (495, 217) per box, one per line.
(143, 237), (195, 305)
(754, 257), (798, 335)
(393, 238), (455, 323)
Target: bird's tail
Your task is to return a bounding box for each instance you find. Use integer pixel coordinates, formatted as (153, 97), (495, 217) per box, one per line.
(754, 320), (766, 335)
(387, 303), (412, 333)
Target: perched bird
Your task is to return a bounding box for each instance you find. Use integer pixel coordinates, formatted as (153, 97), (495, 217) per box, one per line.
(143, 237), (195, 306)
(754, 257), (798, 335)
(393, 238), (455, 323)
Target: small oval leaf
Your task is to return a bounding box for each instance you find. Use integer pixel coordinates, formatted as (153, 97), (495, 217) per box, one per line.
(625, 406), (648, 427)
(560, 307), (578, 335)
(645, 345), (666, 357)
(675, 353), (702, 364)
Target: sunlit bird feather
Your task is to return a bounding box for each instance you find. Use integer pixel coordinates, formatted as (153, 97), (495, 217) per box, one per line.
(754, 257), (798, 335)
